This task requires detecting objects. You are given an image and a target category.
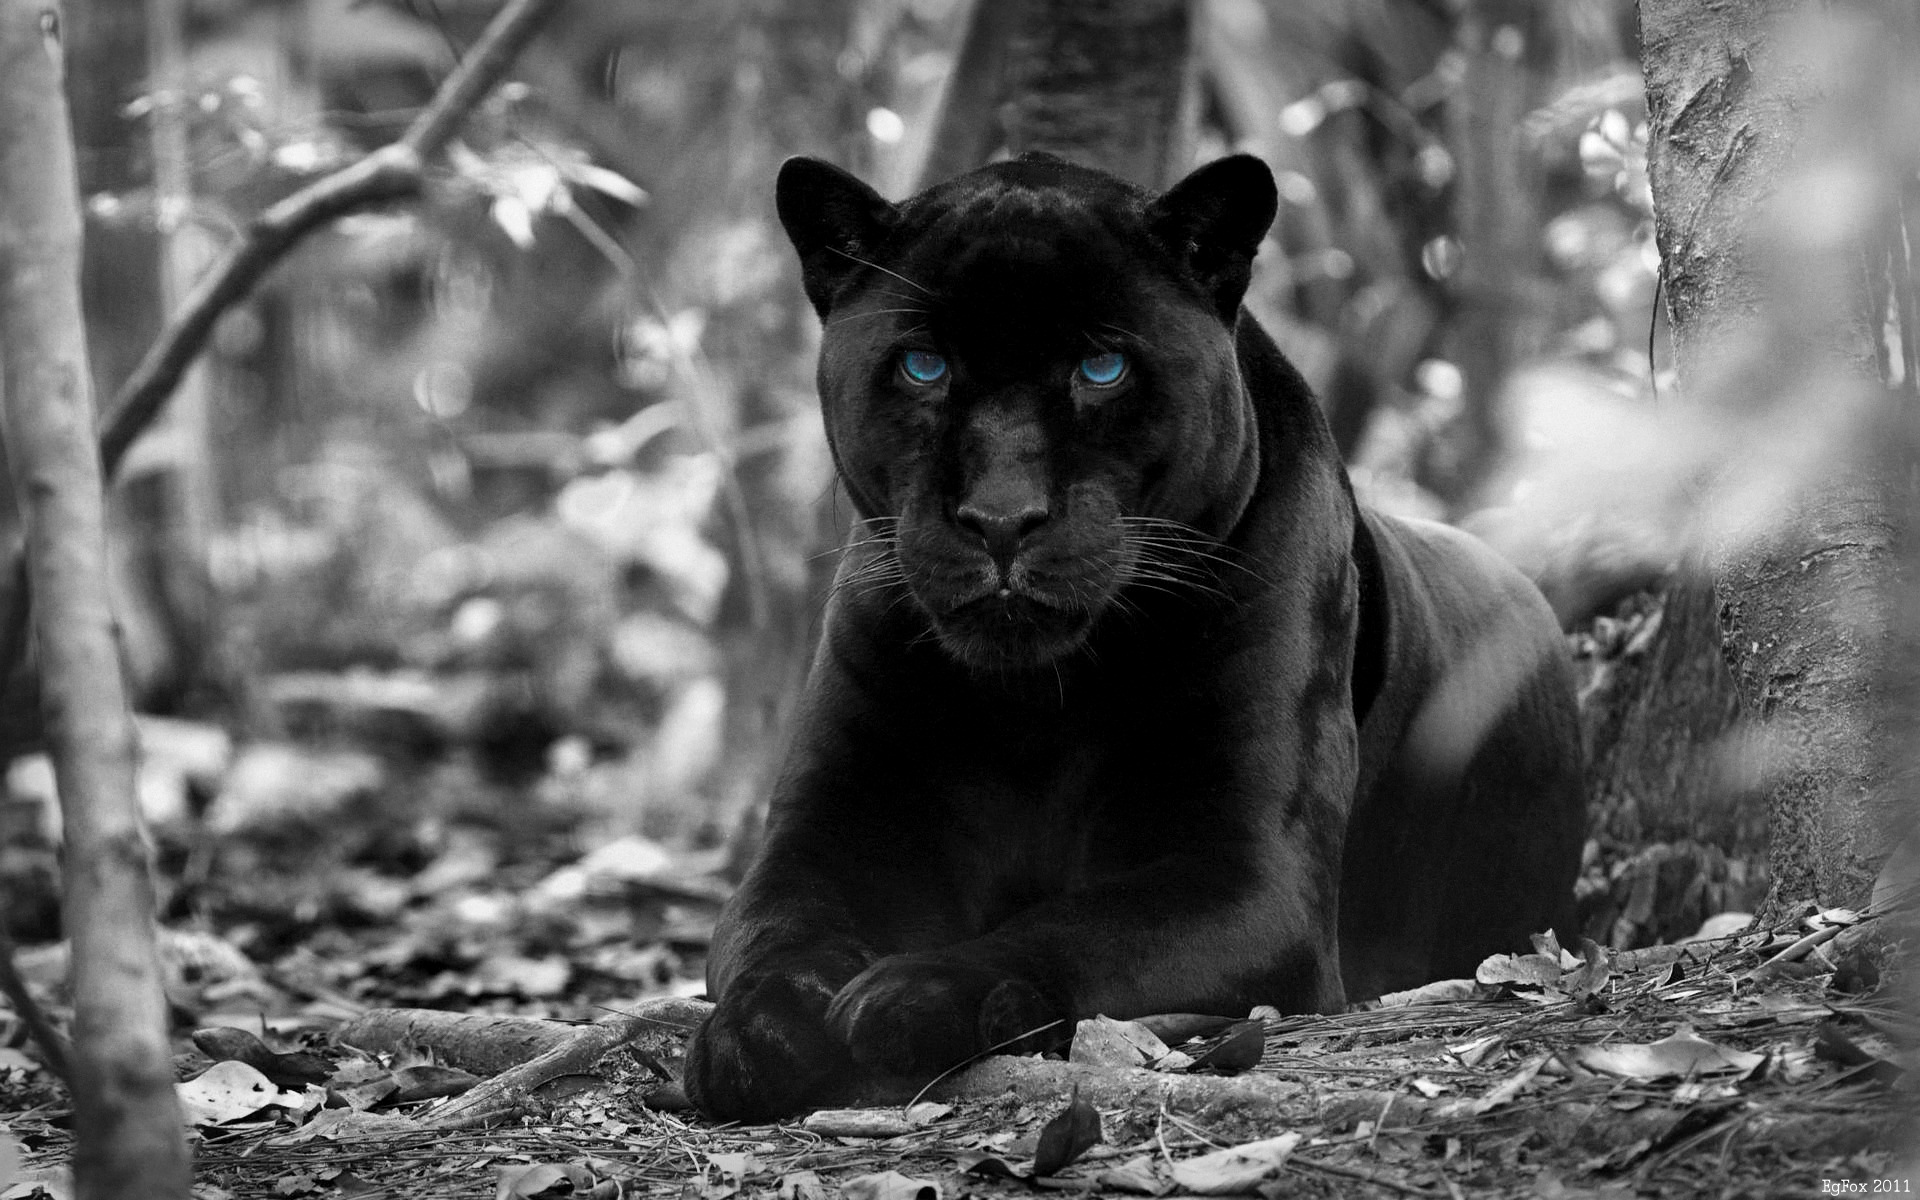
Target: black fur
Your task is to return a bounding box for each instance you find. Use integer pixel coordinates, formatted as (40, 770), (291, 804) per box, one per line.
(683, 154), (1585, 1122)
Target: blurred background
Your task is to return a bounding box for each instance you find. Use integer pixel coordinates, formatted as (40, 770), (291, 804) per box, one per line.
(0, 0), (1783, 1017)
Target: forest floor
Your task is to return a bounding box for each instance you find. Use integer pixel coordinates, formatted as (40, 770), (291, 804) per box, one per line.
(0, 638), (1909, 1199)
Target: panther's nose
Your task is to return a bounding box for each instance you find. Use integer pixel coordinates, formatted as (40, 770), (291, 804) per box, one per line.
(954, 501), (1049, 568)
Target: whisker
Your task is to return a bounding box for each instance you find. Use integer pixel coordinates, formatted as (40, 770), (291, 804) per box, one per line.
(829, 246), (934, 297)
(828, 308), (932, 327)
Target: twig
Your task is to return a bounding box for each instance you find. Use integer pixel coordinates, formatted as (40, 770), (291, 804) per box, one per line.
(98, 0), (565, 478)
(424, 1000), (705, 1131)
(903, 1016), (1065, 1111)
(1288, 1154), (1447, 1198)
(0, 918), (70, 1079)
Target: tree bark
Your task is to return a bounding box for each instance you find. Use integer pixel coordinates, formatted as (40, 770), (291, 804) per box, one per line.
(0, 2), (192, 1195)
(1580, 574), (1750, 852)
(1639, 0), (1916, 911)
(918, 0), (1198, 191)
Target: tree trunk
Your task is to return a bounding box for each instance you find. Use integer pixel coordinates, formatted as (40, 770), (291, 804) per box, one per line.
(139, 0), (220, 710)
(917, 0), (1198, 190)
(1639, 0), (1917, 911)
(1435, 0), (1555, 506)
(0, 2), (192, 1195)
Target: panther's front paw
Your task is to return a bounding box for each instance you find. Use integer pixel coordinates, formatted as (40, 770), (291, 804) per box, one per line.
(683, 974), (852, 1122)
(826, 954), (1063, 1077)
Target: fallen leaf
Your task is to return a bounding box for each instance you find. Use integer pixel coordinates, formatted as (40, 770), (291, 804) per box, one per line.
(1563, 940), (1611, 999)
(190, 1028), (332, 1088)
(329, 1075), (399, 1112)
(1033, 1086), (1102, 1176)
(840, 1170), (939, 1200)
(1094, 1155), (1169, 1195)
(1, 1166), (73, 1200)
(1532, 1168), (1638, 1198)
(1069, 1015), (1170, 1068)
(1473, 1054), (1547, 1113)
(1191, 1020), (1265, 1072)
(266, 1107), (420, 1146)
(1168, 1133), (1301, 1194)
(1447, 1033), (1504, 1067)
(391, 1064), (480, 1102)
(1813, 1020), (1905, 1085)
(953, 1152), (1027, 1182)
(176, 1060), (306, 1126)
(905, 1102), (951, 1126)
(801, 1109), (913, 1138)
(1476, 952), (1564, 988)
(1571, 1028), (1764, 1080)
(776, 1171), (830, 1200)
(707, 1153), (763, 1180)
(1375, 978), (1479, 1007)
(495, 1164), (567, 1199)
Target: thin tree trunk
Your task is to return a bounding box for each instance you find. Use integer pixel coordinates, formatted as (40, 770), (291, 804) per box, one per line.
(918, 0), (1198, 191)
(141, 0), (219, 706)
(0, 2), (191, 1195)
(1437, 0), (1554, 506)
(1639, 0), (1916, 911)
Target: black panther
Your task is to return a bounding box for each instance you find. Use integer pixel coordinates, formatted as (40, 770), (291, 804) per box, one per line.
(683, 152), (1585, 1121)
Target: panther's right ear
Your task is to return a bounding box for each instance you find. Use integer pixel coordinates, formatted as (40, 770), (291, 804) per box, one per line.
(1147, 154), (1278, 322)
(776, 157), (899, 317)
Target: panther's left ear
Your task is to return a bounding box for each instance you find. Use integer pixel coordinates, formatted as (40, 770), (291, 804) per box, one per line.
(1147, 155), (1278, 321)
(776, 156), (900, 317)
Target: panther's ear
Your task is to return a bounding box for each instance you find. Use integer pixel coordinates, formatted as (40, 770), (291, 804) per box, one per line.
(1147, 155), (1278, 321)
(776, 156), (899, 317)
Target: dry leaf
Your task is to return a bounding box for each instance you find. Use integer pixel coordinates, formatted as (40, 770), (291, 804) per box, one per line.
(1473, 1054), (1547, 1113)
(954, 1152), (1027, 1181)
(1448, 1033), (1505, 1067)
(1563, 940), (1611, 999)
(1190, 1020), (1265, 1072)
(1034, 1087), (1102, 1175)
(841, 1170), (939, 1200)
(776, 1171), (830, 1200)
(190, 1027), (332, 1087)
(802, 1109), (913, 1138)
(1095, 1155), (1170, 1195)
(1375, 978), (1479, 1007)
(266, 1107), (420, 1146)
(1476, 952), (1564, 987)
(1168, 1133), (1302, 1194)
(494, 1164), (567, 1200)
(1, 1165), (73, 1200)
(707, 1153), (763, 1180)
(176, 1060), (306, 1127)
(1571, 1028), (1764, 1080)
(1069, 1015), (1170, 1068)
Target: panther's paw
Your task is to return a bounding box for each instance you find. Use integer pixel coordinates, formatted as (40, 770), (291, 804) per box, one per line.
(683, 974), (852, 1122)
(826, 954), (1063, 1077)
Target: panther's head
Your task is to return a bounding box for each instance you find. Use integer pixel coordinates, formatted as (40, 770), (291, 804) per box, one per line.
(778, 153), (1279, 669)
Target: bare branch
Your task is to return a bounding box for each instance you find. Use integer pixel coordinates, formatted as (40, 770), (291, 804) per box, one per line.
(98, 0), (567, 478)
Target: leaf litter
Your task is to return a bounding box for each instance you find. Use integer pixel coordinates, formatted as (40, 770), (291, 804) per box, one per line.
(1, 780), (1905, 1200)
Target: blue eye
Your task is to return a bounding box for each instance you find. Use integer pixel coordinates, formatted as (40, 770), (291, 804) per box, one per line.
(1078, 352), (1127, 386)
(901, 350), (947, 384)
